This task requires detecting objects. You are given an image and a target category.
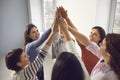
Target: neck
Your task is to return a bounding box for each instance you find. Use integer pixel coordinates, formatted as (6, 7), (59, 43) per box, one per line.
(104, 57), (110, 66)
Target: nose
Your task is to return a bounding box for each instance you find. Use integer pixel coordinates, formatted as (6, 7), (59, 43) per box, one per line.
(89, 34), (93, 38)
(90, 33), (93, 37)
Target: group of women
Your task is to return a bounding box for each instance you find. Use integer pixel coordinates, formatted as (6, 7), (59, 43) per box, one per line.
(5, 6), (120, 80)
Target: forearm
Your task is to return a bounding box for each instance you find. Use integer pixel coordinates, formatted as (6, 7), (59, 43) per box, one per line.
(69, 27), (90, 47)
(66, 17), (77, 31)
(45, 32), (56, 46)
(63, 31), (71, 42)
(39, 28), (51, 44)
(27, 28), (51, 49)
(24, 47), (48, 78)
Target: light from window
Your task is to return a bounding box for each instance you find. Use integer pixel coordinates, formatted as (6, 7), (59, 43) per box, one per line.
(43, 0), (57, 30)
(113, 1), (120, 33)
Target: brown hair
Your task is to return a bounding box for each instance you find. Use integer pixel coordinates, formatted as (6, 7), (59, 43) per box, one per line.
(24, 24), (37, 46)
(92, 26), (106, 46)
(105, 33), (120, 79)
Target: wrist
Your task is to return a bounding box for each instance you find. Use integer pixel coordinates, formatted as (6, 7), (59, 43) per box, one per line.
(65, 16), (69, 20)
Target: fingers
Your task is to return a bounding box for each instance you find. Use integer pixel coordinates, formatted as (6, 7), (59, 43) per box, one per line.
(55, 6), (68, 19)
(59, 6), (68, 18)
(59, 17), (68, 32)
(53, 6), (69, 34)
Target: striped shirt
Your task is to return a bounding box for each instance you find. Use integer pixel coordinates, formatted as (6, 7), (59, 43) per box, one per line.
(11, 45), (49, 80)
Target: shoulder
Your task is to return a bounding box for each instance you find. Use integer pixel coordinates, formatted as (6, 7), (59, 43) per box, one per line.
(101, 66), (118, 80)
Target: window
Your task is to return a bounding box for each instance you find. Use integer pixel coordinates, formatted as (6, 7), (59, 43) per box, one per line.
(43, 0), (57, 31)
(113, 0), (120, 33)
(27, 0), (57, 31)
(108, 0), (120, 33)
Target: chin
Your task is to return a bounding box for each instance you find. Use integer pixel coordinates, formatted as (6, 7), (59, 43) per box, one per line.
(90, 40), (94, 42)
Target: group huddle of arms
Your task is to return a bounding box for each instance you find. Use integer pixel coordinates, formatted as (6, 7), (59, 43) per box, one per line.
(5, 6), (120, 80)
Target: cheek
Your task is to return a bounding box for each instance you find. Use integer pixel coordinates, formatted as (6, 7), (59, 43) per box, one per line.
(100, 48), (104, 55)
(89, 35), (93, 41)
(100, 47), (107, 56)
(25, 57), (30, 62)
(24, 58), (30, 65)
(29, 34), (35, 39)
(37, 33), (40, 37)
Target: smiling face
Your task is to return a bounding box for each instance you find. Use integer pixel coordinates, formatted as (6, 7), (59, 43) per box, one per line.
(29, 27), (40, 41)
(89, 29), (101, 44)
(17, 51), (30, 68)
(100, 38), (111, 64)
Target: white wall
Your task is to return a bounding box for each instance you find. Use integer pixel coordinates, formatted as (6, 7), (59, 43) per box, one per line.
(57, 0), (97, 36)
(0, 0), (112, 80)
(27, 0), (43, 31)
(0, 0), (29, 56)
(57, 0), (111, 36)
(95, 0), (112, 33)
(0, 0), (29, 80)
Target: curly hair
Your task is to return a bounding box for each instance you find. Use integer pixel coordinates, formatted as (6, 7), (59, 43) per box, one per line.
(105, 33), (120, 79)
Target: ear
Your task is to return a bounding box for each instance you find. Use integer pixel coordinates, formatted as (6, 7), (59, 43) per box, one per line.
(17, 62), (22, 67)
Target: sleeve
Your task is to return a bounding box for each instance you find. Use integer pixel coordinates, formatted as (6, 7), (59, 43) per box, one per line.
(66, 40), (90, 80)
(86, 42), (102, 59)
(26, 28), (51, 50)
(51, 32), (60, 58)
(66, 40), (81, 58)
(23, 44), (50, 79)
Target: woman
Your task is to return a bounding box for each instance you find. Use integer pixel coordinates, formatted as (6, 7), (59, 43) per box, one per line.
(59, 6), (106, 74)
(5, 17), (59, 80)
(51, 16), (90, 80)
(24, 24), (51, 80)
(52, 52), (85, 80)
(80, 26), (105, 74)
(68, 23), (120, 79)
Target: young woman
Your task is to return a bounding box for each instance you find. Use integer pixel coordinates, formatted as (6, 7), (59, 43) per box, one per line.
(80, 26), (105, 74)
(68, 22), (120, 80)
(5, 16), (59, 80)
(24, 24), (51, 80)
(51, 16), (90, 80)
(59, 6), (106, 74)
(52, 52), (85, 80)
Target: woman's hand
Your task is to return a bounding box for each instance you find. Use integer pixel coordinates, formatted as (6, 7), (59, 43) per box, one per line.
(59, 6), (68, 19)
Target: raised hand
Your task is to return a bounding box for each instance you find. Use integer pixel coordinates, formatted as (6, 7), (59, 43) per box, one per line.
(59, 16), (68, 33)
(59, 6), (68, 19)
(59, 16), (71, 41)
(51, 8), (60, 33)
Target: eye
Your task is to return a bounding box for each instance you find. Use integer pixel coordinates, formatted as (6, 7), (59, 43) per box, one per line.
(36, 29), (39, 32)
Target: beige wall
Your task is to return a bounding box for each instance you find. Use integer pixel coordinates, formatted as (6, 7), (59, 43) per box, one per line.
(57, 0), (97, 36)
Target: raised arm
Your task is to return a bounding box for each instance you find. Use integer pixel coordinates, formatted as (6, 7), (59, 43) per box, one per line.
(59, 6), (91, 47)
(24, 14), (59, 79)
(59, 6), (78, 31)
(69, 26), (91, 47)
(59, 16), (90, 80)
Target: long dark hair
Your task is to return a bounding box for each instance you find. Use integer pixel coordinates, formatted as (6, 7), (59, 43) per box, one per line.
(105, 33), (120, 79)
(24, 24), (37, 46)
(92, 26), (106, 46)
(51, 52), (84, 80)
